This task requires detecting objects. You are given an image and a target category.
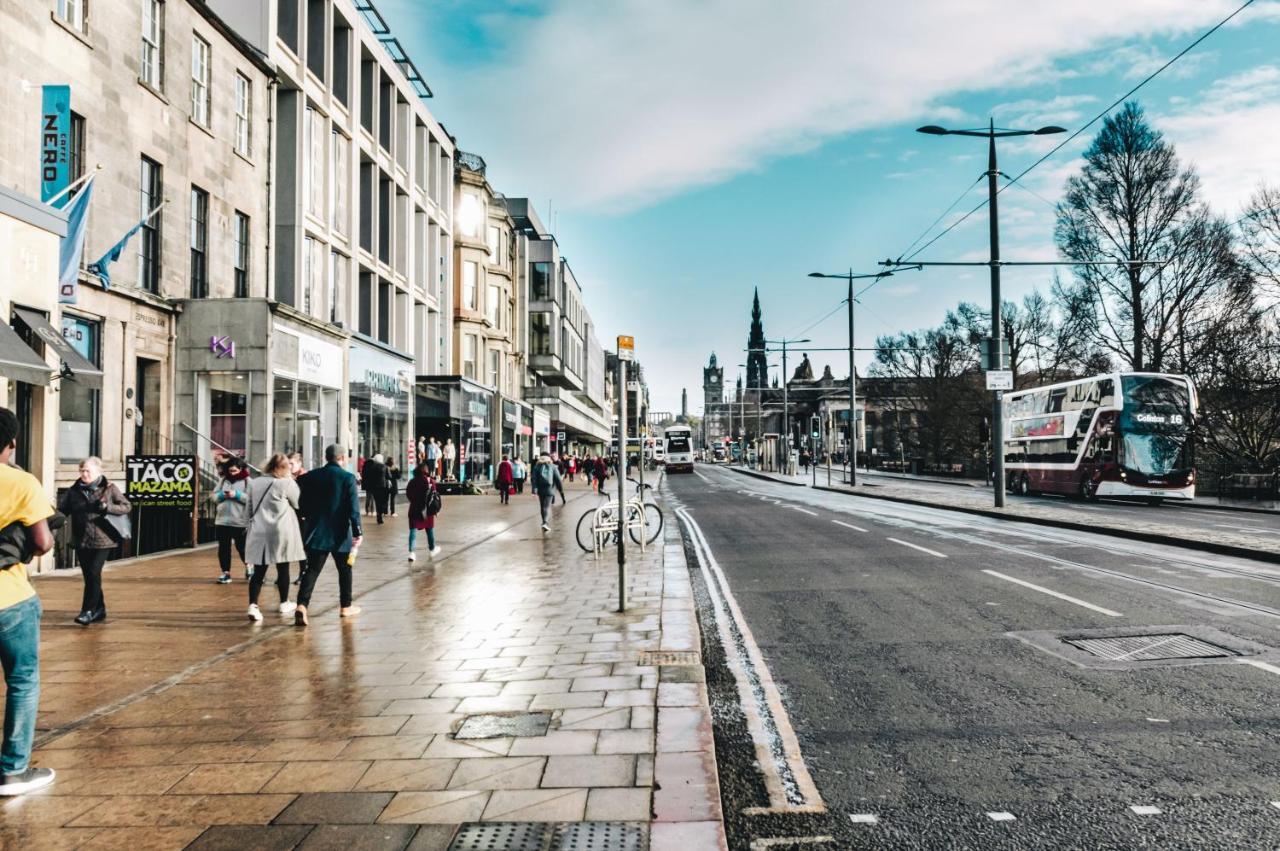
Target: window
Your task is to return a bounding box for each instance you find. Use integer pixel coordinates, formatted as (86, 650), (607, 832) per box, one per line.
(277, 0), (299, 54)
(138, 156), (162, 292)
(69, 112), (86, 184)
(57, 0), (86, 33)
(486, 283), (500, 326)
(141, 0), (164, 89)
(302, 236), (321, 316)
(378, 71), (392, 151)
(329, 251), (345, 324)
(59, 315), (100, 461)
(487, 349), (500, 389)
(189, 186), (208, 298)
(191, 35), (210, 126)
(463, 334), (477, 379)
(531, 261), (551, 300)
(331, 131), (348, 234)
(234, 73), (252, 155)
(306, 0), (325, 81)
(304, 105), (325, 220)
(462, 261), (477, 310)
(233, 211), (250, 297)
(487, 225), (500, 265)
(332, 16), (350, 105)
(358, 271), (372, 335)
(378, 172), (391, 262)
(530, 312), (552, 355)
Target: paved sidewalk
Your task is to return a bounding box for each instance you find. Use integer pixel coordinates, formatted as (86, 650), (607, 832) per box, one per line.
(0, 480), (726, 850)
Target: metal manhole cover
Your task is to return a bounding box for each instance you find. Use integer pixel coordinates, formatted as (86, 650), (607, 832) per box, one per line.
(449, 822), (552, 851)
(1065, 633), (1238, 662)
(555, 821), (647, 851)
(454, 712), (552, 740)
(638, 650), (700, 666)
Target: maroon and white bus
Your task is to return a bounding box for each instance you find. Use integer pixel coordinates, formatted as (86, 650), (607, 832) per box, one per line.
(1004, 372), (1197, 502)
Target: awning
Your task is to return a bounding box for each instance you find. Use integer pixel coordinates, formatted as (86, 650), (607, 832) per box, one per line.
(12, 308), (103, 389)
(0, 319), (52, 386)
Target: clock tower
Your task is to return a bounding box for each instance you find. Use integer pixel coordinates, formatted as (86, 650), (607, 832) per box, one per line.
(703, 352), (725, 444)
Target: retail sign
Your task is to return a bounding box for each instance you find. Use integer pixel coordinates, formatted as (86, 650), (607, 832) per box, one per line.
(617, 335), (634, 362)
(210, 335), (235, 359)
(295, 332), (343, 389)
(40, 85), (71, 205)
(556, 431), (566, 444)
(125, 455), (197, 509)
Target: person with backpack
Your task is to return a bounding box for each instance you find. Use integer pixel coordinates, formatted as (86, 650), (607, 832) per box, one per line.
(58, 457), (131, 626)
(405, 462), (442, 561)
(212, 457), (250, 584)
(243, 453), (305, 622)
(531, 454), (565, 532)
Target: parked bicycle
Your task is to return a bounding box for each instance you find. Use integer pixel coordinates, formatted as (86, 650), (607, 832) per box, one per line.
(575, 477), (664, 552)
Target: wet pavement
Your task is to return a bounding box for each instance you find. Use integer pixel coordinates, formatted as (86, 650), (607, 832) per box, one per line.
(0, 479), (725, 850)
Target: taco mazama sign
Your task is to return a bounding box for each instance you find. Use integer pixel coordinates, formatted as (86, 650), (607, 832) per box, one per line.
(125, 456), (197, 509)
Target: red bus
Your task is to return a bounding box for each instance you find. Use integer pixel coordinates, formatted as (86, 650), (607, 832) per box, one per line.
(1003, 372), (1197, 502)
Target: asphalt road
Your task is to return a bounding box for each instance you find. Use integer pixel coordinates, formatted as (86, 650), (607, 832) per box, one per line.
(666, 464), (1280, 850)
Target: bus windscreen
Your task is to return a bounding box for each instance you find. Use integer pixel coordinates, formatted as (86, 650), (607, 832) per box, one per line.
(667, 438), (691, 453)
(1119, 376), (1192, 475)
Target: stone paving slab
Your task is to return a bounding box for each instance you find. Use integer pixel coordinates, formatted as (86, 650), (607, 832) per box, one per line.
(0, 479), (727, 850)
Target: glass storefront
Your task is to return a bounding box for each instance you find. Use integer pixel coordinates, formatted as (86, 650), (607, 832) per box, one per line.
(460, 387), (491, 482)
(273, 376), (339, 469)
(207, 372), (250, 459)
(501, 399), (518, 461)
(58, 315), (100, 462)
(349, 341), (412, 472)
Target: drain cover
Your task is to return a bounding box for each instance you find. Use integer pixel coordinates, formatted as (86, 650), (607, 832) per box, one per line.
(448, 822), (647, 851)
(449, 822), (552, 851)
(1065, 633), (1238, 662)
(454, 713), (552, 740)
(638, 650), (700, 666)
(555, 821), (646, 851)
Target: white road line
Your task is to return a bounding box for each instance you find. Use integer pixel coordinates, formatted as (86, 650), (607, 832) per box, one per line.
(1271, 801), (1280, 810)
(986, 811), (1016, 822)
(849, 814), (879, 824)
(981, 569), (1123, 617)
(1239, 659), (1280, 677)
(833, 520), (868, 533)
(886, 537), (948, 558)
(1129, 805), (1162, 815)
(788, 506), (818, 516)
(693, 469), (713, 484)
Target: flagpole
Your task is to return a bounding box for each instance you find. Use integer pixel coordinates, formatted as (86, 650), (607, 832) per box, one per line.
(45, 165), (101, 207)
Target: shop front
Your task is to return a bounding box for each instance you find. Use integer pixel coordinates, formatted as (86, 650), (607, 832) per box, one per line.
(349, 337), (414, 473)
(271, 325), (344, 470)
(533, 407), (551, 457)
(414, 375), (494, 483)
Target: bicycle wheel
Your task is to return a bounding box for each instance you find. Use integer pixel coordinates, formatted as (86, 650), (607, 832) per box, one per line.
(575, 508), (598, 552)
(628, 502), (664, 545)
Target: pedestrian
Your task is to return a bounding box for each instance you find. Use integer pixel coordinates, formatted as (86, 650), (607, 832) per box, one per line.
(594, 455), (608, 492)
(496, 454), (514, 505)
(531, 453), (565, 532)
(288, 452), (308, 587)
(213, 457), (250, 584)
(57, 457), (131, 626)
(512, 456), (527, 494)
(443, 439), (456, 480)
(387, 457), (402, 517)
(362, 452), (388, 524)
(244, 453), (305, 622)
(417, 435), (426, 465)
(295, 444), (363, 625)
(405, 463), (443, 561)
(0, 406), (56, 796)
(567, 455), (577, 482)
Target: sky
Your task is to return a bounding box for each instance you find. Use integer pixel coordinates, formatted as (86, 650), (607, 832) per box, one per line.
(379, 0), (1280, 415)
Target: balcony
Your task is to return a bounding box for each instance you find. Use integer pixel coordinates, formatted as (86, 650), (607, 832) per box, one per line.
(457, 151), (486, 175)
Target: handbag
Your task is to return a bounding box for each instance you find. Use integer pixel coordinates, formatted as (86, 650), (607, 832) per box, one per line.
(99, 511), (132, 543)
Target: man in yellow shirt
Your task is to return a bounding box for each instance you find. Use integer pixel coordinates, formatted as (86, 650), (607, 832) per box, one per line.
(0, 407), (54, 796)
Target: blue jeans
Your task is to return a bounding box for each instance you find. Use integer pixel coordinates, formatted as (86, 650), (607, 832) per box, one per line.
(408, 527), (435, 552)
(0, 595), (41, 775)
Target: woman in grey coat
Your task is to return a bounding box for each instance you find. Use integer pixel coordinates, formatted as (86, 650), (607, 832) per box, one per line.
(213, 457), (251, 584)
(244, 453), (306, 621)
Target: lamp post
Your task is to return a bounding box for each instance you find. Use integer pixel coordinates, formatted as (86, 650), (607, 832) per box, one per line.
(807, 269), (898, 487)
(761, 337), (809, 474)
(740, 361), (776, 468)
(915, 118), (1065, 508)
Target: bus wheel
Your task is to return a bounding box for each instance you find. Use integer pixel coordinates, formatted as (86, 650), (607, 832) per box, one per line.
(1079, 478), (1098, 502)
(1146, 497), (1164, 507)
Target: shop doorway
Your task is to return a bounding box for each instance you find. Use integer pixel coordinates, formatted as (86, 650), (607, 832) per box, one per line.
(135, 357), (162, 454)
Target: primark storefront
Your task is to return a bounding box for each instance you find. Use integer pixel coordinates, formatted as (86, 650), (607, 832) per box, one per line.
(349, 337), (414, 472)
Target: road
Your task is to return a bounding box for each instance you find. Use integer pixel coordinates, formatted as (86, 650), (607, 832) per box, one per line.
(666, 464), (1280, 850)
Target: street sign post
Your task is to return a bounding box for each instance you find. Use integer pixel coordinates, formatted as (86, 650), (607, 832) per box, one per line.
(985, 370), (1014, 391)
(617, 335), (634, 362)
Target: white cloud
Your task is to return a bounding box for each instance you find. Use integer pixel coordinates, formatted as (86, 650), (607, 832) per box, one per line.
(418, 0), (1246, 211)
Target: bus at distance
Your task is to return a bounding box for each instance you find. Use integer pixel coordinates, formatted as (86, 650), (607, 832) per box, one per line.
(1003, 372), (1197, 502)
(664, 425), (694, 473)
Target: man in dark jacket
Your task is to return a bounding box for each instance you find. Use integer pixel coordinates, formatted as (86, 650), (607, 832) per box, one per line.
(361, 453), (389, 524)
(295, 444), (363, 625)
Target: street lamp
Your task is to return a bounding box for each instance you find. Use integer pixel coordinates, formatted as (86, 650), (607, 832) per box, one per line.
(764, 337), (810, 474)
(914, 118), (1065, 508)
(807, 269), (900, 487)
(739, 361), (777, 468)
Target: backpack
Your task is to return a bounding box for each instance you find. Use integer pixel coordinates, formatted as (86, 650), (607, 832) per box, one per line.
(425, 486), (443, 516)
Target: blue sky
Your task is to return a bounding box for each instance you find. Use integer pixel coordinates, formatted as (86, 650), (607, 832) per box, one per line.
(381, 0), (1280, 415)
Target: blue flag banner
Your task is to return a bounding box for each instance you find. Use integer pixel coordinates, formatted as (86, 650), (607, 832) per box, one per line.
(58, 177), (94, 305)
(41, 85), (71, 206)
(87, 217), (146, 291)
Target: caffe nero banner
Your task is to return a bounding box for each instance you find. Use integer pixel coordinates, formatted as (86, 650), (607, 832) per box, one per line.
(126, 456), (197, 509)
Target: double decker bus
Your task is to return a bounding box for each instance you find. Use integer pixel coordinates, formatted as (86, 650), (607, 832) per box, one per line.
(664, 425), (694, 473)
(1003, 372), (1197, 502)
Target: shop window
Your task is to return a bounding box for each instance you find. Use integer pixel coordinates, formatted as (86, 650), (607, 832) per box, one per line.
(58, 315), (100, 462)
(208, 373), (249, 459)
(273, 376), (297, 456)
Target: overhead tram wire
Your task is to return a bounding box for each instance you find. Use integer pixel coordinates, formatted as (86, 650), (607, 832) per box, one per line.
(882, 0), (1259, 269)
(895, 173), (988, 261)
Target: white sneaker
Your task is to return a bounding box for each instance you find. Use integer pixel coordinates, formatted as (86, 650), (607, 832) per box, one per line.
(278, 601), (297, 615)
(247, 604), (263, 622)
(541, 523), (550, 532)
(429, 546), (443, 557)
(407, 552), (416, 562)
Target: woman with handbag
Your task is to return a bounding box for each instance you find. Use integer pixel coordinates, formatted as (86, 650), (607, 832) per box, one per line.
(243, 454), (305, 622)
(405, 462), (442, 561)
(213, 457), (251, 585)
(58, 457), (131, 626)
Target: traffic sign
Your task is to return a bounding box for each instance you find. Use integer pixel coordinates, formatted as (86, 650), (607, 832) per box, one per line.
(617, 335), (634, 362)
(626, 380), (639, 391)
(986, 370), (1014, 391)
(556, 431), (566, 443)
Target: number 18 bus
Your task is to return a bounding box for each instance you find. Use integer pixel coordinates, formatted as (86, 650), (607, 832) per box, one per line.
(1003, 372), (1197, 502)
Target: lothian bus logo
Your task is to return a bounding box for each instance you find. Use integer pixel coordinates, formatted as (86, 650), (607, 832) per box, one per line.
(210, 336), (235, 359)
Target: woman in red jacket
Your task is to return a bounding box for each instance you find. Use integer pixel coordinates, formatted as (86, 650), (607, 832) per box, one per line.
(405, 463), (442, 561)
(495, 454), (514, 505)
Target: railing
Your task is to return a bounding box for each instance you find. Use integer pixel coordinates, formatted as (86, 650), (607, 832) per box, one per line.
(457, 151), (486, 174)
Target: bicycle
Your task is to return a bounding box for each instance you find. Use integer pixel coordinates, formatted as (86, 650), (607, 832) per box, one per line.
(575, 478), (664, 552)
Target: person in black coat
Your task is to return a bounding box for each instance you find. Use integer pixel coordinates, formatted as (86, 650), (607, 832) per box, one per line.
(295, 444), (363, 626)
(57, 457), (131, 625)
(361, 453), (389, 524)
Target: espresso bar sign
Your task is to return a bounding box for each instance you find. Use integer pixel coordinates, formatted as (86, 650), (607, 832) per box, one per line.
(126, 455), (197, 509)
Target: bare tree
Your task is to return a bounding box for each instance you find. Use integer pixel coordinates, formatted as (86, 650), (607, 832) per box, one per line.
(1197, 312), (1280, 473)
(1239, 183), (1280, 303)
